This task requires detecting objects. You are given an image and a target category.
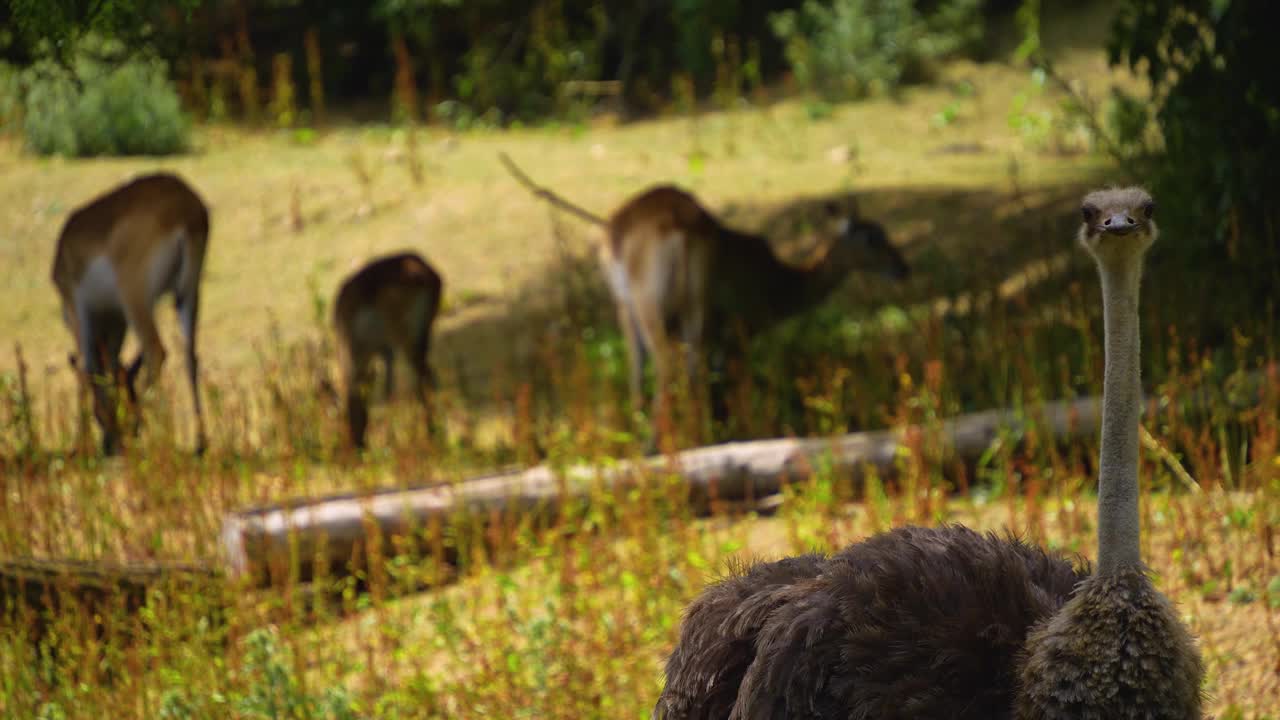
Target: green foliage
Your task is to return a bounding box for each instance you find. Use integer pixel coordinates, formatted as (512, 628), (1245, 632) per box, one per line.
(1006, 66), (1053, 146)
(460, 8), (604, 122)
(3, 0), (200, 64)
(35, 702), (68, 720)
(1011, 0), (1040, 63)
(1108, 0), (1280, 273)
(236, 628), (361, 720)
(20, 41), (188, 156)
(771, 0), (983, 100)
(671, 0), (735, 85)
(1102, 87), (1150, 153)
(804, 99), (836, 120)
(5, 0), (1016, 125)
(0, 62), (21, 132)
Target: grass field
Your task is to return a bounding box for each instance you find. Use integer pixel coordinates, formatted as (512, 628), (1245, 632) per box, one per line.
(0, 43), (1121, 419)
(2, 12), (1279, 719)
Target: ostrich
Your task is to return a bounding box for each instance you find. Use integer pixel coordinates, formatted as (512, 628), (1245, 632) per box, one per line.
(654, 187), (1204, 720)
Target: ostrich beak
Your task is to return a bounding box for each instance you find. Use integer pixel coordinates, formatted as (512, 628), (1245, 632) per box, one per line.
(1100, 213), (1140, 236)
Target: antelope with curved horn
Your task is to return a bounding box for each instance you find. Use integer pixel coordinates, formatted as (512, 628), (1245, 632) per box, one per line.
(499, 153), (909, 443)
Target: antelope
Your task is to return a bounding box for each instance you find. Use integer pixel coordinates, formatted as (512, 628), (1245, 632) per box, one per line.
(51, 172), (210, 455)
(499, 153), (910, 437)
(333, 251), (444, 449)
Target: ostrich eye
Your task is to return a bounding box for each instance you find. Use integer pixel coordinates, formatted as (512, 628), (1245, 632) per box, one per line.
(1081, 204), (1099, 224)
(1140, 200), (1155, 219)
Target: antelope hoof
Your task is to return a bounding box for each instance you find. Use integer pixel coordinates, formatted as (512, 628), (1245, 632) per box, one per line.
(102, 435), (122, 457)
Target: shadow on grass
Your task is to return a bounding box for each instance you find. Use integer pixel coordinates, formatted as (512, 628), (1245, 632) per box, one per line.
(427, 180), (1104, 423)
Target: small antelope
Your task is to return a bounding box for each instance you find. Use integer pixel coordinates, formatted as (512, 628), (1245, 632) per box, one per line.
(333, 252), (444, 449)
(500, 153), (909, 432)
(51, 172), (210, 455)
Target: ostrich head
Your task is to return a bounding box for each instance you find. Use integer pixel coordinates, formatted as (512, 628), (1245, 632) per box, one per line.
(1078, 186), (1158, 266)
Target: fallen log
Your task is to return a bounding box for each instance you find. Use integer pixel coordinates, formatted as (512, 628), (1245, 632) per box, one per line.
(221, 365), (1274, 589)
(221, 395), (1108, 588)
(0, 558), (224, 644)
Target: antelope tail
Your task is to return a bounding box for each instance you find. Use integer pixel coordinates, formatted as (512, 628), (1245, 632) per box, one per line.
(499, 152), (609, 227)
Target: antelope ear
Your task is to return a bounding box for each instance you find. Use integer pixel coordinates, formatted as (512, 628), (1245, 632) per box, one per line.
(1080, 203), (1099, 224)
(1140, 199), (1155, 219)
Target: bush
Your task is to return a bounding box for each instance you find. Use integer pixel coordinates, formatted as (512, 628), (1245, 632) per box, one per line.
(771, 0), (983, 101)
(0, 63), (22, 134)
(21, 45), (188, 157)
(1102, 0), (1279, 342)
(1109, 1), (1278, 260)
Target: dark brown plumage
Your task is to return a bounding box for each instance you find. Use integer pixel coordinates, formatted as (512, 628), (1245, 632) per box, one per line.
(655, 526), (1086, 720)
(1017, 567), (1203, 720)
(659, 553), (827, 720)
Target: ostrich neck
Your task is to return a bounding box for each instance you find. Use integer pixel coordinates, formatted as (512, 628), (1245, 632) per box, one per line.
(1095, 258), (1144, 575)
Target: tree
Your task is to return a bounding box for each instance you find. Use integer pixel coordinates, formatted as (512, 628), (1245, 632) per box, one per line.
(1109, 0), (1279, 274)
(2, 0), (199, 65)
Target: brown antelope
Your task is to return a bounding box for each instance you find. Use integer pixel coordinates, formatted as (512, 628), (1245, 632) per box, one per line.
(333, 251), (444, 449)
(51, 172), (210, 455)
(499, 153), (910, 435)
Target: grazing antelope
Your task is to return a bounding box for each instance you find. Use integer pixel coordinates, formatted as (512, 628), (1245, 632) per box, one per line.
(499, 153), (910, 435)
(333, 252), (444, 449)
(51, 172), (210, 455)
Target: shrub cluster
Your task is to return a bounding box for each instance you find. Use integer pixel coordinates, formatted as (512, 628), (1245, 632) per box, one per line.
(18, 44), (188, 157)
(771, 0), (984, 100)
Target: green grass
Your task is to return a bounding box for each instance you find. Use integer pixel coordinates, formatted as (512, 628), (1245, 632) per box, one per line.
(2, 35), (1279, 720)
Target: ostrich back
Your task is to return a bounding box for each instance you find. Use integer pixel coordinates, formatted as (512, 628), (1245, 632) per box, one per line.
(656, 525), (1087, 720)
